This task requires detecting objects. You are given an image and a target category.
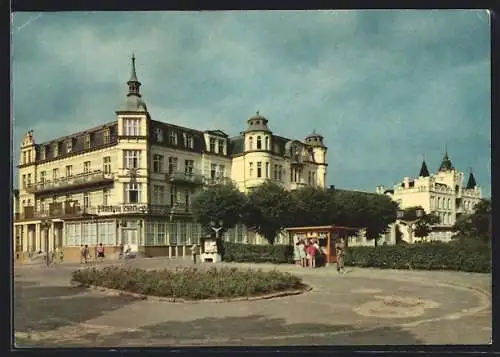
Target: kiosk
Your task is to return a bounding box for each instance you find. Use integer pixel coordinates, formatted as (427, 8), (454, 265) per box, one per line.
(285, 225), (359, 265)
(199, 236), (222, 263)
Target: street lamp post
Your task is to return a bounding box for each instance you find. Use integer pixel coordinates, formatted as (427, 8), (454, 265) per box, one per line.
(396, 208), (425, 244)
(209, 219), (224, 240)
(40, 218), (51, 267)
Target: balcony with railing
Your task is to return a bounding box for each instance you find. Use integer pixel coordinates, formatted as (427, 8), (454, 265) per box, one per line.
(204, 176), (233, 186)
(166, 170), (203, 185)
(14, 201), (94, 221)
(25, 170), (114, 195)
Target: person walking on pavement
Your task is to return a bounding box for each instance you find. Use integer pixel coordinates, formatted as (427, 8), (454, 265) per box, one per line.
(335, 237), (346, 275)
(191, 243), (199, 264)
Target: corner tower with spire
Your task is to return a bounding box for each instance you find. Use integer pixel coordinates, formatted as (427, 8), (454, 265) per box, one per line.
(116, 54), (149, 138)
(116, 54), (148, 114)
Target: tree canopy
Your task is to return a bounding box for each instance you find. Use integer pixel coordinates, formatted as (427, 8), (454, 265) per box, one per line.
(191, 183), (247, 234)
(192, 183), (399, 245)
(242, 182), (294, 245)
(452, 198), (491, 243)
(399, 206), (440, 239)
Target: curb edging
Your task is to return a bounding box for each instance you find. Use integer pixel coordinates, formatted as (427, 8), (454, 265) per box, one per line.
(70, 282), (312, 304)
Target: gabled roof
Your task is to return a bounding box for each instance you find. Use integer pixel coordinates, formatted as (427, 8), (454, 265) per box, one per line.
(205, 130), (229, 138)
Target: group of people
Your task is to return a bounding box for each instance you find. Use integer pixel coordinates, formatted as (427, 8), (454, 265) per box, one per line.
(293, 236), (346, 274)
(80, 243), (105, 264)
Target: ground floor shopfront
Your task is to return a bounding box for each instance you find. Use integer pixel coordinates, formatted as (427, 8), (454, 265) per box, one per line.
(14, 215), (255, 263)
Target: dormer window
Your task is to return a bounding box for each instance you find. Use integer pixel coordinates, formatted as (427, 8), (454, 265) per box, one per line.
(154, 128), (163, 142)
(84, 134), (91, 149)
(40, 146), (46, 160)
(218, 139), (225, 155)
(103, 128), (110, 144)
(53, 142), (59, 157)
(209, 137), (216, 152)
(169, 131), (178, 145)
(66, 139), (73, 153)
(184, 133), (194, 149)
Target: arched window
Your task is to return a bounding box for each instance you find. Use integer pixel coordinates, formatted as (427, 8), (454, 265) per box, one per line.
(249, 162), (254, 177)
(257, 136), (262, 150)
(248, 136), (253, 150)
(265, 136), (269, 150)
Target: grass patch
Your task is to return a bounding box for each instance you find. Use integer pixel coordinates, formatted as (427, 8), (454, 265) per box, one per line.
(71, 266), (306, 300)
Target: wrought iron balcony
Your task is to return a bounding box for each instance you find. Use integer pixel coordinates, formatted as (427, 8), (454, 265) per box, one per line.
(204, 176), (233, 186)
(14, 201), (95, 221)
(166, 170), (203, 185)
(25, 170), (114, 195)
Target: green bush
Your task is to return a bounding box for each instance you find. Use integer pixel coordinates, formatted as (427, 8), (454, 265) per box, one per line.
(345, 241), (491, 273)
(71, 266), (305, 300)
(222, 242), (294, 264)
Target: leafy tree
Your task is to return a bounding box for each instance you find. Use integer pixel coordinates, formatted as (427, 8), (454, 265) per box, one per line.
(414, 213), (440, 239)
(289, 186), (335, 226)
(329, 190), (397, 246)
(191, 183), (247, 234)
(242, 181), (294, 245)
(360, 193), (398, 246)
(452, 198), (492, 242)
(398, 206), (440, 240)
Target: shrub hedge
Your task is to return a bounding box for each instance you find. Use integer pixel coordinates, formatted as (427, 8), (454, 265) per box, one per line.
(345, 241), (491, 273)
(222, 241), (490, 273)
(222, 242), (294, 264)
(71, 266), (305, 300)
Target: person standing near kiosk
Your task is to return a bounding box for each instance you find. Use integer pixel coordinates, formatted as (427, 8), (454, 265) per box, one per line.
(335, 237), (346, 275)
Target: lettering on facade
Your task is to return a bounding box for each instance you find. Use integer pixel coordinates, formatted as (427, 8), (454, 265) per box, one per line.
(97, 204), (148, 214)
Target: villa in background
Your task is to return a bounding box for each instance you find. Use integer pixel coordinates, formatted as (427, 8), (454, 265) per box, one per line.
(376, 151), (482, 243)
(13, 56), (327, 262)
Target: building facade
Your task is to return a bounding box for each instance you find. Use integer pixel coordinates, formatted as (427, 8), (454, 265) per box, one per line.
(376, 151), (482, 242)
(13, 56), (327, 261)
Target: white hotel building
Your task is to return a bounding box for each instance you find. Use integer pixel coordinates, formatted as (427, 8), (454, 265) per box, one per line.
(13, 56), (327, 262)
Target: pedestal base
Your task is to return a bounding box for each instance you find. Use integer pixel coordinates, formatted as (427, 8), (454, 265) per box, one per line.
(201, 253), (222, 263)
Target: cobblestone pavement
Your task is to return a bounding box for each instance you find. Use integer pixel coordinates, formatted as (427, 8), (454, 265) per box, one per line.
(14, 258), (491, 347)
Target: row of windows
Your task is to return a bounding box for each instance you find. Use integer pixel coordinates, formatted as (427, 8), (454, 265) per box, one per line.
(151, 185), (191, 206)
(209, 137), (226, 154)
(144, 222), (248, 246)
(24, 157), (112, 187)
(248, 161), (281, 180)
(152, 154), (196, 174)
(430, 197), (453, 210)
(435, 212), (453, 225)
(151, 125), (195, 149)
(247, 135), (270, 151)
(38, 130), (111, 161)
(145, 222), (203, 246)
(430, 197), (477, 211)
(65, 221), (117, 247)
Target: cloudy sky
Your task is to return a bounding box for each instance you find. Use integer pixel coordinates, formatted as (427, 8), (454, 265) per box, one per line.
(12, 10), (491, 196)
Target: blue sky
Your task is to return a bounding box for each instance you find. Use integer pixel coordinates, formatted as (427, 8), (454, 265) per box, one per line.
(12, 10), (491, 197)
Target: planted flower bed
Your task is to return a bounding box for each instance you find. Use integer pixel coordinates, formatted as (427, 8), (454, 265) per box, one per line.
(71, 266), (306, 300)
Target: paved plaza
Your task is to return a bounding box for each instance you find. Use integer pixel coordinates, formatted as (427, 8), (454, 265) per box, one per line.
(14, 258), (491, 347)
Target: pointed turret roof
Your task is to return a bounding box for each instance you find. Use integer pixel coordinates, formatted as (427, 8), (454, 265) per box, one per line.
(117, 54), (148, 113)
(127, 53), (141, 97)
(419, 160), (430, 177)
(466, 170), (477, 189)
(438, 146), (454, 172)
